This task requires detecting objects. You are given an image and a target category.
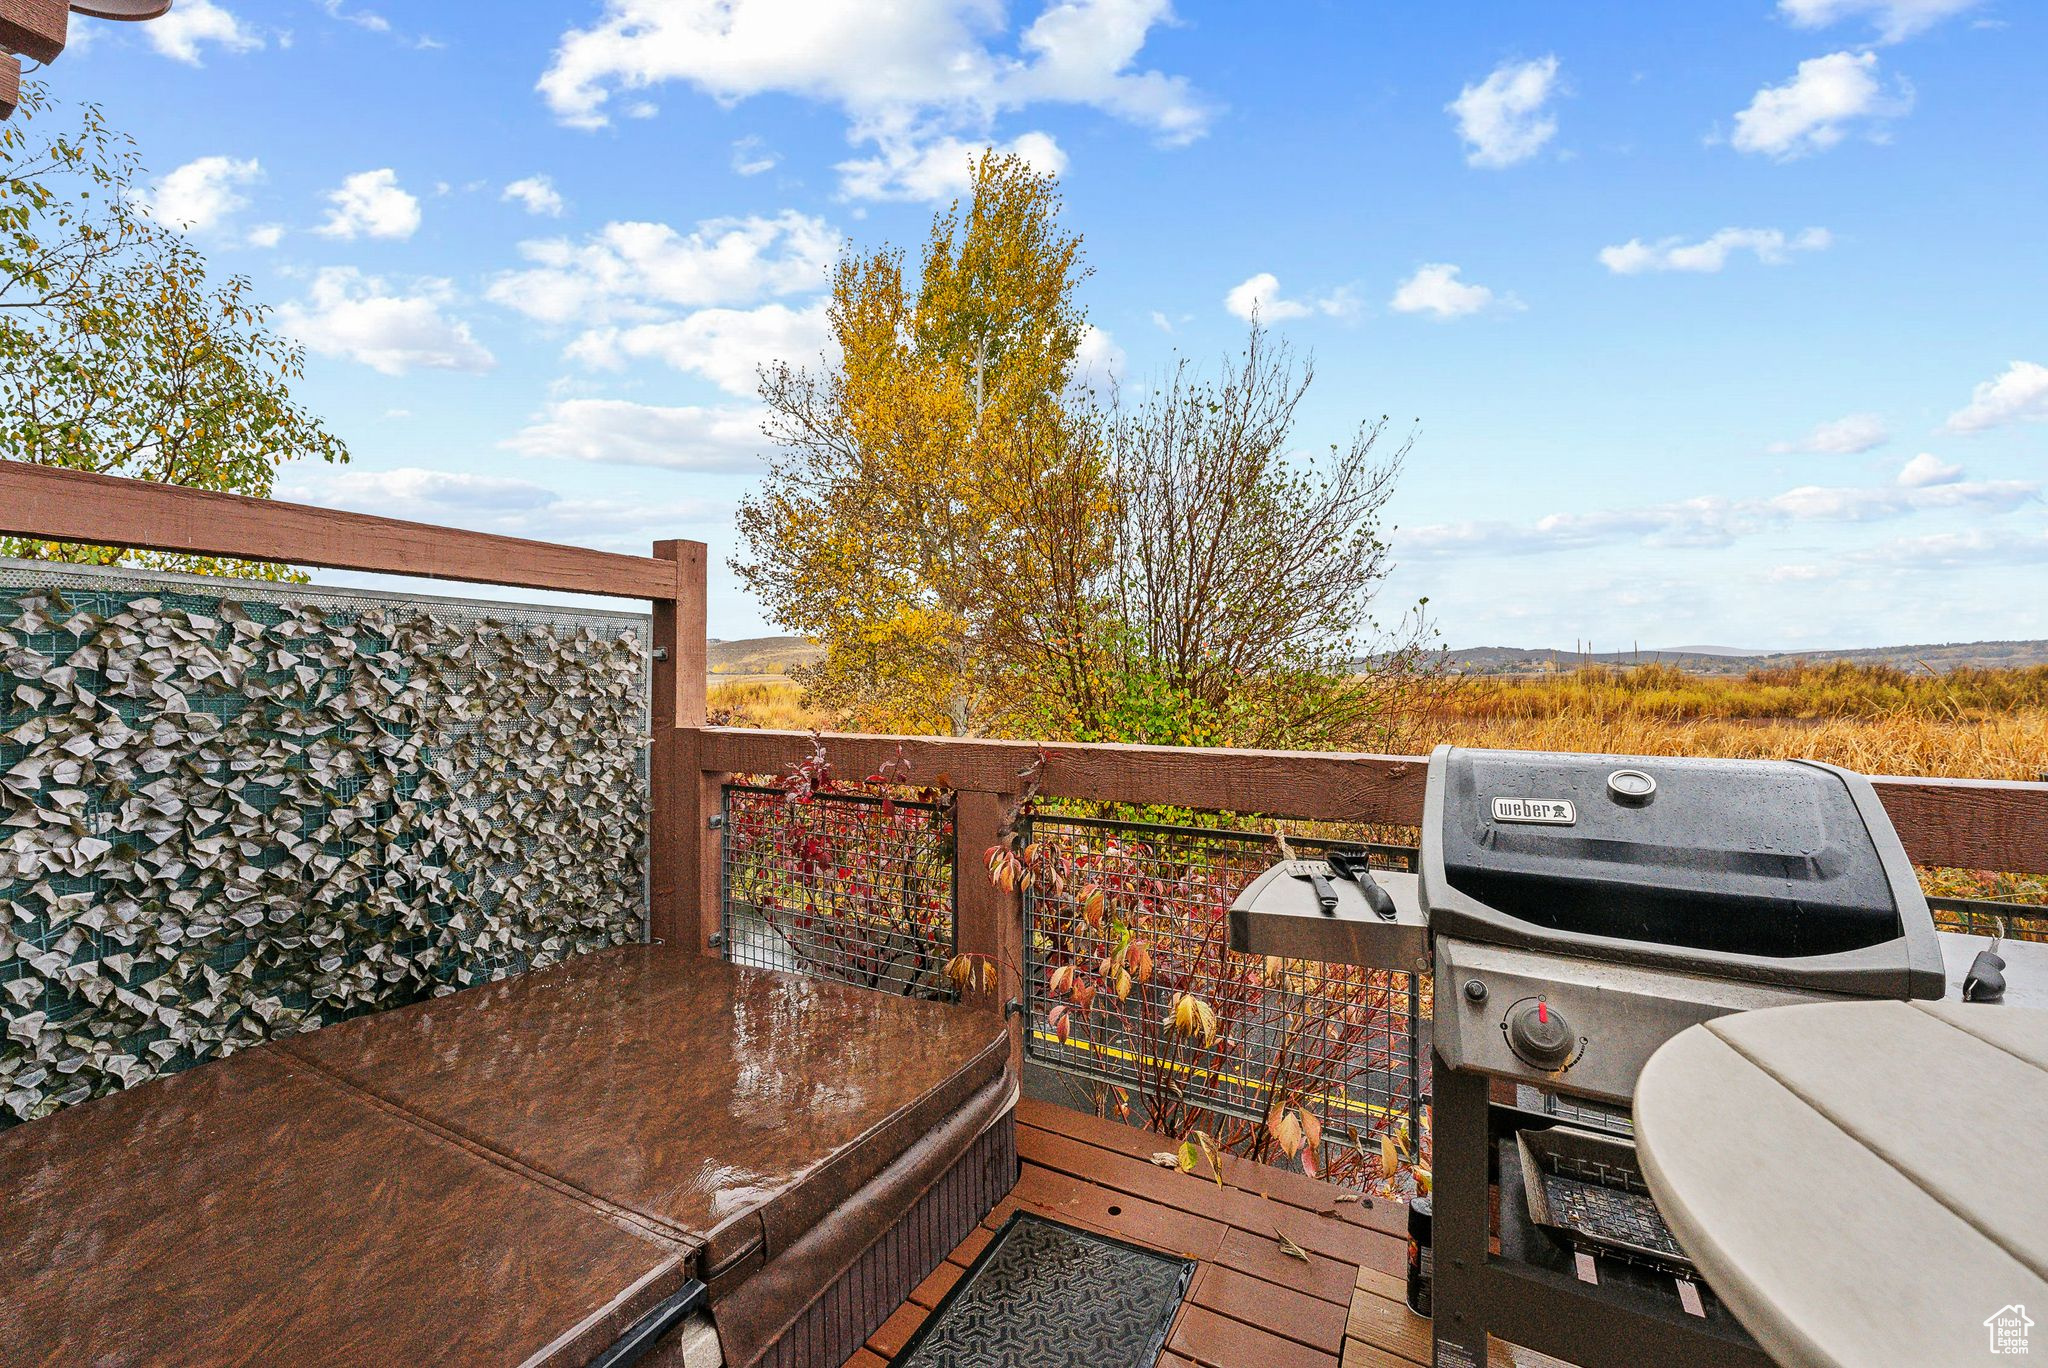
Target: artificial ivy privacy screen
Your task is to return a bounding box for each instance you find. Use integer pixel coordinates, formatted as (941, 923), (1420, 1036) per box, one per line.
(0, 566), (648, 1125)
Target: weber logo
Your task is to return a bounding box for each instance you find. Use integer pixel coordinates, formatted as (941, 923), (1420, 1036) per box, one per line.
(1492, 797), (1577, 825)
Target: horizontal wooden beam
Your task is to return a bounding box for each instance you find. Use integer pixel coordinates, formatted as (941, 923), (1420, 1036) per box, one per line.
(692, 727), (1430, 826)
(1871, 774), (2048, 878)
(0, 461), (689, 601)
(689, 727), (2048, 876)
(0, 0), (65, 65)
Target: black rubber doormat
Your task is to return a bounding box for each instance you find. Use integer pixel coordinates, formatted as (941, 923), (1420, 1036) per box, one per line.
(892, 1211), (1196, 1367)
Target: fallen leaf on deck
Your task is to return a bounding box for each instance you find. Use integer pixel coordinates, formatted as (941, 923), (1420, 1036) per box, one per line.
(1194, 1129), (1225, 1190)
(1150, 1151), (1180, 1168)
(1276, 1231), (1311, 1262)
(1333, 1193), (1363, 1204)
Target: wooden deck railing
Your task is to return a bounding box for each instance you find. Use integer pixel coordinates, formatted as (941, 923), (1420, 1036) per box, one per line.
(674, 724), (2048, 1069)
(9, 460), (2048, 1073)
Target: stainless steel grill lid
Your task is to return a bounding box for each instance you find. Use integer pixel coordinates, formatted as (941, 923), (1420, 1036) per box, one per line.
(1419, 746), (1945, 998)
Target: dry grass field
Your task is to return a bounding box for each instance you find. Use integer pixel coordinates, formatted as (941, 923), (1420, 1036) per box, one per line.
(1427, 662), (2048, 783)
(710, 661), (2048, 782)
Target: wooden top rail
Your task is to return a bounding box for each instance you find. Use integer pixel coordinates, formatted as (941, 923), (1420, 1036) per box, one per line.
(690, 726), (2048, 877)
(694, 726), (1431, 826)
(1865, 774), (2048, 880)
(0, 462), (693, 601)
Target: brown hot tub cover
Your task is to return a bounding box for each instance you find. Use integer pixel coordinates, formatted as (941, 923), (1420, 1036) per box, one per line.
(0, 944), (1010, 1367)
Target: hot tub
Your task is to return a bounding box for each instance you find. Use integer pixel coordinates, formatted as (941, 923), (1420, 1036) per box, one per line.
(0, 944), (1015, 1367)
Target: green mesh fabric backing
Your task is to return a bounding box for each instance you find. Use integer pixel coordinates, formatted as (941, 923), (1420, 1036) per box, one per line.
(0, 560), (649, 1125)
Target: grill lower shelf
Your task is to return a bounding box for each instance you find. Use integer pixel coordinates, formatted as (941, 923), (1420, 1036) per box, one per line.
(1518, 1125), (1692, 1269)
(1494, 1132), (1749, 1337)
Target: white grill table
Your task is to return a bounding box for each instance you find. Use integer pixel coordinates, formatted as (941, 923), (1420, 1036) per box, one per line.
(1634, 999), (2048, 1368)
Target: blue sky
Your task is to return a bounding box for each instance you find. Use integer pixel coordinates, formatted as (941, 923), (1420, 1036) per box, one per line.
(46, 0), (2048, 649)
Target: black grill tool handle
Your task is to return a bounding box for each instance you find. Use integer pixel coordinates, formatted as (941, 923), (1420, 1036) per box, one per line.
(1286, 863), (1341, 914)
(1330, 848), (1398, 920)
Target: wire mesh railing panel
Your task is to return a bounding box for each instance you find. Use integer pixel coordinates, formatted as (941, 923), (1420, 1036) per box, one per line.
(1929, 894), (2048, 942)
(1021, 812), (1425, 1177)
(0, 559), (649, 1125)
(720, 784), (957, 1001)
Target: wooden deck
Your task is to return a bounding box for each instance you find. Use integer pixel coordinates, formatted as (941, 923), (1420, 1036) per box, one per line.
(842, 1099), (1571, 1368)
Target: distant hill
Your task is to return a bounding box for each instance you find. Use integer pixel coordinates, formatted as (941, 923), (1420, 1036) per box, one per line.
(712, 635), (2048, 680)
(708, 635), (823, 680)
(1655, 645), (1770, 658)
(1439, 640), (2048, 676)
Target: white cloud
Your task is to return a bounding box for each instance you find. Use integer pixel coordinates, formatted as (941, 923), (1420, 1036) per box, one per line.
(1852, 526), (2048, 567)
(282, 466), (722, 546)
(247, 223), (286, 249)
(502, 175), (566, 218)
(568, 300), (835, 397)
(1408, 469), (2036, 558)
(1730, 51), (1911, 159)
(1945, 361), (2048, 433)
(1896, 452), (1962, 487)
(1003, 0), (1208, 143)
(295, 468), (552, 517)
(837, 129), (1067, 202)
(314, 1), (443, 50)
(1389, 263), (1503, 320)
(1766, 563), (1838, 583)
(1600, 227), (1832, 275)
(1763, 477), (2029, 520)
(316, 169), (422, 240)
(1223, 272), (1355, 323)
(141, 155), (262, 233)
(1226, 273), (1303, 322)
(504, 399), (765, 470)
(1448, 55), (1562, 168)
(488, 211), (838, 327)
(319, 0), (391, 34)
(538, 0), (1209, 197)
(1769, 412), (1889, 455)
(732, 136), (780, 176)
(146, 0), (263, 65)
(1778, 0), (1984, 43)
(1074, 324), (1124, 383)
(278, 267), (496, 376)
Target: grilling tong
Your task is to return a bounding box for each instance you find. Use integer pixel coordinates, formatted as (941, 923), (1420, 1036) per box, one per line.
(1287, 849), (1399, 920)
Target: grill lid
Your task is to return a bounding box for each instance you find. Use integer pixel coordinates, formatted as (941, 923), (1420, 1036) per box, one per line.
(1419, 747), (1945, 998)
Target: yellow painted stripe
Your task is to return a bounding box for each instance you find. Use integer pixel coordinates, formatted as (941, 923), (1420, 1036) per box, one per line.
(1028, 1029), (1404, 1124)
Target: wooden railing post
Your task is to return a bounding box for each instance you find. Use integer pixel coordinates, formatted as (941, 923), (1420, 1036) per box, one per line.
(649, 541), (708, 948)
(0, 1), (68, 66)
(956, 789), (1026, 1075)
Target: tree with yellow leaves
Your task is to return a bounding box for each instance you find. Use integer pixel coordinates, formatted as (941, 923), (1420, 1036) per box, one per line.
(735, 152), (1109, 735)
(0, 83), (347, 579)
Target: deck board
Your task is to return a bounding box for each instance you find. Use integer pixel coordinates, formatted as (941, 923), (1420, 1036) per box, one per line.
(853, 1100), (1584, 1368)
(849, 1101), (1436, 1367)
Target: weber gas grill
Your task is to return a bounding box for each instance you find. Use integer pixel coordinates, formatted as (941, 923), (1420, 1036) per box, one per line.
(1231, 746), (1945, 1368)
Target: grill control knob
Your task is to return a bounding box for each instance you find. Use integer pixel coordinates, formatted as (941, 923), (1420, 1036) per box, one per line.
(1505, 999), (1576, 1070)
